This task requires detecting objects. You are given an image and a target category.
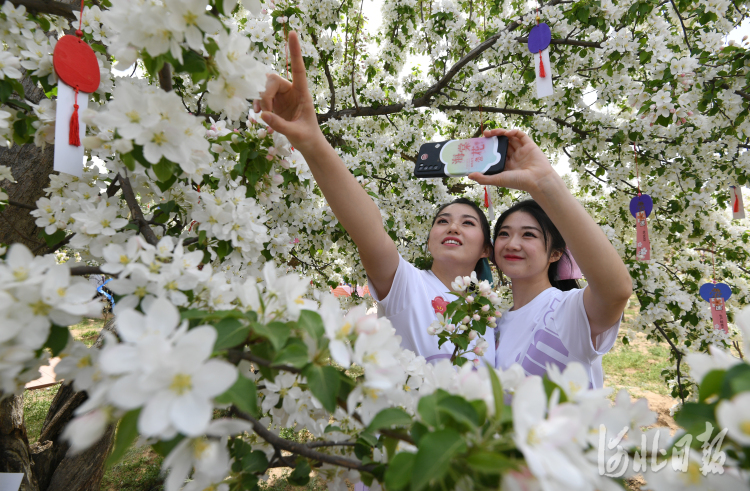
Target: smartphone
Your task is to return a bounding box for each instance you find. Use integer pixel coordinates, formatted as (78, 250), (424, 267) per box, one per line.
(414, 135), (508, 178)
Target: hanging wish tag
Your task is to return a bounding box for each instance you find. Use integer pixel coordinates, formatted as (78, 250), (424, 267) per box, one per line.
(699, 282), (731, 333)
(730, 185), (745, 219)
(528, 22), (553, 98)
(52, 34), (100, 177)
(630, 194), (652, 261)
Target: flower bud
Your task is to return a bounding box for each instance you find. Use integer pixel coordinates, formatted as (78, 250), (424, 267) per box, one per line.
(258, 128), (267, 138)
(472, 358), (480, 367)
(481, 304), (490, 312)
(446, 324), (456, 333)
(466, 295), (474, 303)
(468, 330), (477, 340)
(462, 316), (470, 324)
(427, 326), (436, 335)
(472, 314), (481, 321)
(279, 159), (291, 169)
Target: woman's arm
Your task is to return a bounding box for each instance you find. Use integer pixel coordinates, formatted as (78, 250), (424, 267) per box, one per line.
(256, 33), (399, 298)
(469, 129), (632, 336)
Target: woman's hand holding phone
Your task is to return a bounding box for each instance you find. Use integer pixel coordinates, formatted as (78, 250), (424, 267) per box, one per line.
(467, 128), (560, 195)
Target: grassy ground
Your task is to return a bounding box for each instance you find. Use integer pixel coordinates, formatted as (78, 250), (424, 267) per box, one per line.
(22, 302), (688, 491)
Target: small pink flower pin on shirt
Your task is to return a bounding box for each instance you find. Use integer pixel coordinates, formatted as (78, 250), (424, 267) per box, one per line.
(432, 296), (448, 314)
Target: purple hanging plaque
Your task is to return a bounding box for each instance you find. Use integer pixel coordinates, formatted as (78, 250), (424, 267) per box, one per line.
(528, 23), (552, 53)
(629, 194), (653, 218)
(699, 282), (732, 302)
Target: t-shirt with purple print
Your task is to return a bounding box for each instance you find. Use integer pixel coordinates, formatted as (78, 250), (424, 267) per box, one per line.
(494, 286), (619, 389)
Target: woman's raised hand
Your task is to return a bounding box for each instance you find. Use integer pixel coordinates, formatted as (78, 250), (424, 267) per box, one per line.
(254, 32), (324, 154)
(467, 128), (559, 194)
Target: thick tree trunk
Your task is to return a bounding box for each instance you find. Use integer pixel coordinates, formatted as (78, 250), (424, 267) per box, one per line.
(0, 74), (53, 250)
(0, 319), (117, 491)
(0, 396), (40, 491)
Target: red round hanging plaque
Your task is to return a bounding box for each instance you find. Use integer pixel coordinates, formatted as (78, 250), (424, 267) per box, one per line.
(53, 35), (100, 93)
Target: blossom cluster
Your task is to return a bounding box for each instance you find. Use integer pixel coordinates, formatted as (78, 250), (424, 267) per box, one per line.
(0, 244), (99, 394)
(427, 272), (503, 365)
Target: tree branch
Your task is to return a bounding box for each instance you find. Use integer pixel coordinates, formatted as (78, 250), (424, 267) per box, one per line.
(311, 33), (336, 113)
(5, 199), (36, 210)
(668, 0), (692, 53)
(8, 0), (76, 20)
(652, 320), (685, 405)
(226, 349), (302, 374)
(43, 233), (74, 255)
(69, 265), (108, 276)
(159, 63), (173, 92)
(513, 36), (602, 48)
(118, 173), (159, 245)
(233, 409), (378, 473)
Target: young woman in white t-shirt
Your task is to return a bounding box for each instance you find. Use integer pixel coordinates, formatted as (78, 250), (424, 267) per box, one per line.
(255, 33), (633, 384)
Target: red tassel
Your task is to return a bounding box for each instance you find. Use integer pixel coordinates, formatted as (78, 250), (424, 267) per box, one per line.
(69, 89), (80, 147)
(539, 51), (546, 78)
(734, 192), (740, 213)
(484, 186), (489, 208)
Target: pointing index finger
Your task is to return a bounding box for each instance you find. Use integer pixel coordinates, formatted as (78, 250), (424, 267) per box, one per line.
(287, 32), (309, 94)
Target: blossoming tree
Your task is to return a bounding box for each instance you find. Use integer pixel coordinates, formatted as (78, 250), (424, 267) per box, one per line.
(0, 0), (749, 489)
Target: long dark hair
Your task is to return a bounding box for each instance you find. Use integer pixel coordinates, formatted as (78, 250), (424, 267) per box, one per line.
(492, 199), (579, 291)
(426, 198), (492, 278)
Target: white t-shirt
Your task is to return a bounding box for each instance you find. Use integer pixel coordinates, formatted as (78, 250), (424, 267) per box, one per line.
(369, 255), (496, 367)
(494, 286), (619, 388)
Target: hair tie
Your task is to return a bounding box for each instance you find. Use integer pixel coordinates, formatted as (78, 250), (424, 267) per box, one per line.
(556, 248), (582, 280)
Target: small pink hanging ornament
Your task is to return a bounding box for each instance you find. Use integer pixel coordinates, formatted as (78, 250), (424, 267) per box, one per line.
(630, 145), (652, 261)
(52, 1), (100, 177)
(699, 267), (731, 334)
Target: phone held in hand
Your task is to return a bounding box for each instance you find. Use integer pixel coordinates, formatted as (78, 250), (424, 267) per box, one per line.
(413, 135), (508, 178)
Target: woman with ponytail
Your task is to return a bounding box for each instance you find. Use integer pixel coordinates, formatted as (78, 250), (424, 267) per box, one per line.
(471, 130), (632, 388)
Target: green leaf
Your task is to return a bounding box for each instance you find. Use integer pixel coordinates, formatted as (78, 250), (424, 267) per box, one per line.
(41, 229), (66, 248)
(107, 409), (141, 466)
(152, 434), (185, 457)
(121, 152), (136, 171)
(180, 50), (207, 74)
(486, 362), (504, 421)
(417, 390), (449, 427)
(721, 363), (750, 398)
(437, 395), (480, 428)
(0, 80), (13, 103)
(466, 451), (516, 474)
(699, 369), (726, 402)
(242, 450), (269, 474)
(213, 318), (250, 351)
(44, 325), (69, 356)
(155, 174), (177, 192)
(287, 459), (311, 486)
(303, 365), (341, 412)
(367, 407), (412, 433)
(384, 451), (416, 490)
(297, 310), (325, 340)
(411, 429), (467, 491)
(251, 321), (290, 351)
(153, 159), (176, 182)
(215, 373), (259, 418)
(272, 339), (309, 368)
(674, 402), (717, 430)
